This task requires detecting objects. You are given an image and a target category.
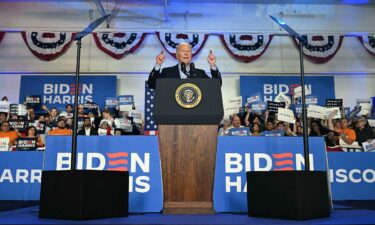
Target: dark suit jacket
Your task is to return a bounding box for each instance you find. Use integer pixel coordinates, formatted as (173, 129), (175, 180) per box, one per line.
(77, 127), (98, 136)
(147, 64), (222, 89)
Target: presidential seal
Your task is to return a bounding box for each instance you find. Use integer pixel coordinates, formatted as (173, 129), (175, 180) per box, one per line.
(175, 83), (202, 108)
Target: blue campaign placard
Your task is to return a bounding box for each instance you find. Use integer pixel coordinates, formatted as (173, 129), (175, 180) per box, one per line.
(213, 136), (327, 212)
(0, 152), (44, 200)
(327, 152), (375, 200)
(19, 76), (117, 109)
(44, 136), (163, 213)
(227, 127), (250, 136)
(240, 76), (335, 107)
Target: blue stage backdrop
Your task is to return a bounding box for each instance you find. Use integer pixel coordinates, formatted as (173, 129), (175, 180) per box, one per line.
(19, 76), (117, 110)
(328, 152), (375, 200)
(0, 151), (44, 200)
(213, 136), (328, 213)
(43, 136), (163, 213)
(240, 76), (335, 107)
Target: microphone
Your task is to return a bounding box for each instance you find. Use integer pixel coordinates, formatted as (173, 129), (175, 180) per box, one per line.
(190, 62), (196, 77)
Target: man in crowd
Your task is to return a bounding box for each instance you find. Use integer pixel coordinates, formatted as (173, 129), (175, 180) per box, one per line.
(78, 117), (98, 136)
(355, 116), (375, 146)
(48, 118), (72, 136)
(147, 42), (221, 89)
(328, 110), (356, 145)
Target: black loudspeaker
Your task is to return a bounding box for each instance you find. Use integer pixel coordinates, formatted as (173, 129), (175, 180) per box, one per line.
(247, 171), (331, 220)
(39, 170), (129, 220)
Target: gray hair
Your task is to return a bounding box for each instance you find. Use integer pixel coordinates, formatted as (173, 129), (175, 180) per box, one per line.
(176, 42), (192, 52)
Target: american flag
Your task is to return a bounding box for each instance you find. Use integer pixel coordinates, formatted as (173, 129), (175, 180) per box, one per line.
(143, 82), (158, 135)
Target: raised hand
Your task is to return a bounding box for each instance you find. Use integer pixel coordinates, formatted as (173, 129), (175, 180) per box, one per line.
(207, 50), (216, 67)
(156, 51), (165, 65)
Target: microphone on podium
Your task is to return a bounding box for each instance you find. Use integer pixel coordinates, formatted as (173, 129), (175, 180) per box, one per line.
(190, 62), (196, 78)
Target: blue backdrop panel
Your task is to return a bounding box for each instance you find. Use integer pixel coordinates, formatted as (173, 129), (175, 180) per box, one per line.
(0, 152), (44, 200)
(44, 136), (163, 213)
(328, 152), (375, 200)
(240, 76), (335, 106)
(213, 136), (328, 213)
(19, 76), (117, 109)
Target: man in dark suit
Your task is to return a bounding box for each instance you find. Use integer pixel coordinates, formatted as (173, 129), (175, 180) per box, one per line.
(147, 42), (222, 89)
(77, 117), (98, 136)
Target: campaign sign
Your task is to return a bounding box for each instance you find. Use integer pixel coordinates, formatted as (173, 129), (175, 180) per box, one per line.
(246, 93), (261, 104)
(227, 127), (250, 136)
(83, 102), (99, 115)
(19, 76), (116, 110)
(305, 96), (318, 105)
(8, 119), (28, 132)
(326, 99), (343, 108)
(0, 101), (10, 113)
(118, 95), (134, 112)
(0, 151), (44, 200)
(35, 121), (46, 134)
(362, 140), (375, 152)
(267, 101), (285, 113)
(213, 136), (327, 212)
(25, 95), (42, 110)
(9, 104), (27, 116)
(240, 76), (335, 107)
(250, 102), (266, 113)
(44, 136), (163, 212)
(328, 152), (375, 200)
(16, 137), (38, 151)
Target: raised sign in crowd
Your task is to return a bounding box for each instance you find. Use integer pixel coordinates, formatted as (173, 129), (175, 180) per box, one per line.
(0, 94), (374, 152)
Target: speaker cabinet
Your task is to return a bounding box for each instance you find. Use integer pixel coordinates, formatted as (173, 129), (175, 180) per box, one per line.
(39, 170), (129, 220)
(247, 171), (331, 220)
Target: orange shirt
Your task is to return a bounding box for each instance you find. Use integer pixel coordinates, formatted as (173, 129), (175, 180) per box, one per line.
(336, 128), (356, 142)
(0, 131), (19, 145)
(48, 128), (72, 136)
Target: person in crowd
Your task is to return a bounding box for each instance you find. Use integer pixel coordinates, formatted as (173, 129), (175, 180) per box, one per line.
(78, 117), (98, 136)
(64, 104), (74, 118)
(98, 121), (113, 136)
(309, 120), (329, 136)
(27, 107), (36, 124)
(114, 111), (141, 135)
(228, 115), (244, 129)
(251, 123), (261, 136)
(218, 119), (231, 136)
(24, 126), (44, 147)
(147, 42), (221, 89)
(0, 112), (7, 125)
(77, 104), (86, 118)
(328, 110), (356, 145)
(48, 118), (72, 136)
(0, 121), (19, 147)
(100, 109), (114, 128)
(354, 116), (375, 146)
(49, 107), (59, 127)
(114, 129), (123, 136)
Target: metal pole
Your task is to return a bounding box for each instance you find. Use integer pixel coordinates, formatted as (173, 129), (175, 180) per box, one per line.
(298, 41), (310, 171)
(71, 39), (82, 171)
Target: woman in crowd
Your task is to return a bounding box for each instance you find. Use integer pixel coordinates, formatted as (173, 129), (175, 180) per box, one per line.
(218, 119), (230, 136)
(24, 126), (44, 147)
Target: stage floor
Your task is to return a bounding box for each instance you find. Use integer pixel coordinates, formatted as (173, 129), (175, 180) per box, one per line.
(0, 202), (374, 225)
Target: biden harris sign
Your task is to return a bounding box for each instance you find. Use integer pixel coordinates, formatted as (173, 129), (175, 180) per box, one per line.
(240, 76), (335, 107)
(19, 76), (117, 109)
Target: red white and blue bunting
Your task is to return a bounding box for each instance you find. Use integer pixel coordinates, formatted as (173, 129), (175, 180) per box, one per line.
(0, 32), (5, 46)
(293, 34), (344, 64)
(220, 34), (273, 63)
(93, 32), (147, 59)
(358, 35), (375, 57)
(155, 32), (209, 59)
(21, 31), (76, 61)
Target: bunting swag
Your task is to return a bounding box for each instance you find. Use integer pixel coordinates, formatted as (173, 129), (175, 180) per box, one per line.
(93, 32), (147, 59)
(293, 34), (344, 64)
(156, 32), (209, 59)
(0, 32), (5, 46)
(21, 31), (76, 61)
(358, 35), (375, 57)
(220, 34), (273, 63)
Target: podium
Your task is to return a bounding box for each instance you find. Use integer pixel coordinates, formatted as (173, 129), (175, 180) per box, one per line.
(154, 79), (223, 214)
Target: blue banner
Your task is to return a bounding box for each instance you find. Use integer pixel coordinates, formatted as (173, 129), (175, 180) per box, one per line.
(19, 76), (117, 110)
(328, 152), (375, 200)
(44, 136), (163, 213)
(213, 136), (328, 213)
(240, 76), (335, 107)
(0, 152), (44, 200)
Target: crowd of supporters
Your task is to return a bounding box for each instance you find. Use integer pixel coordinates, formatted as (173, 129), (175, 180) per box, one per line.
(219, 102), (375, 151)
(0, 99), (143, 150)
